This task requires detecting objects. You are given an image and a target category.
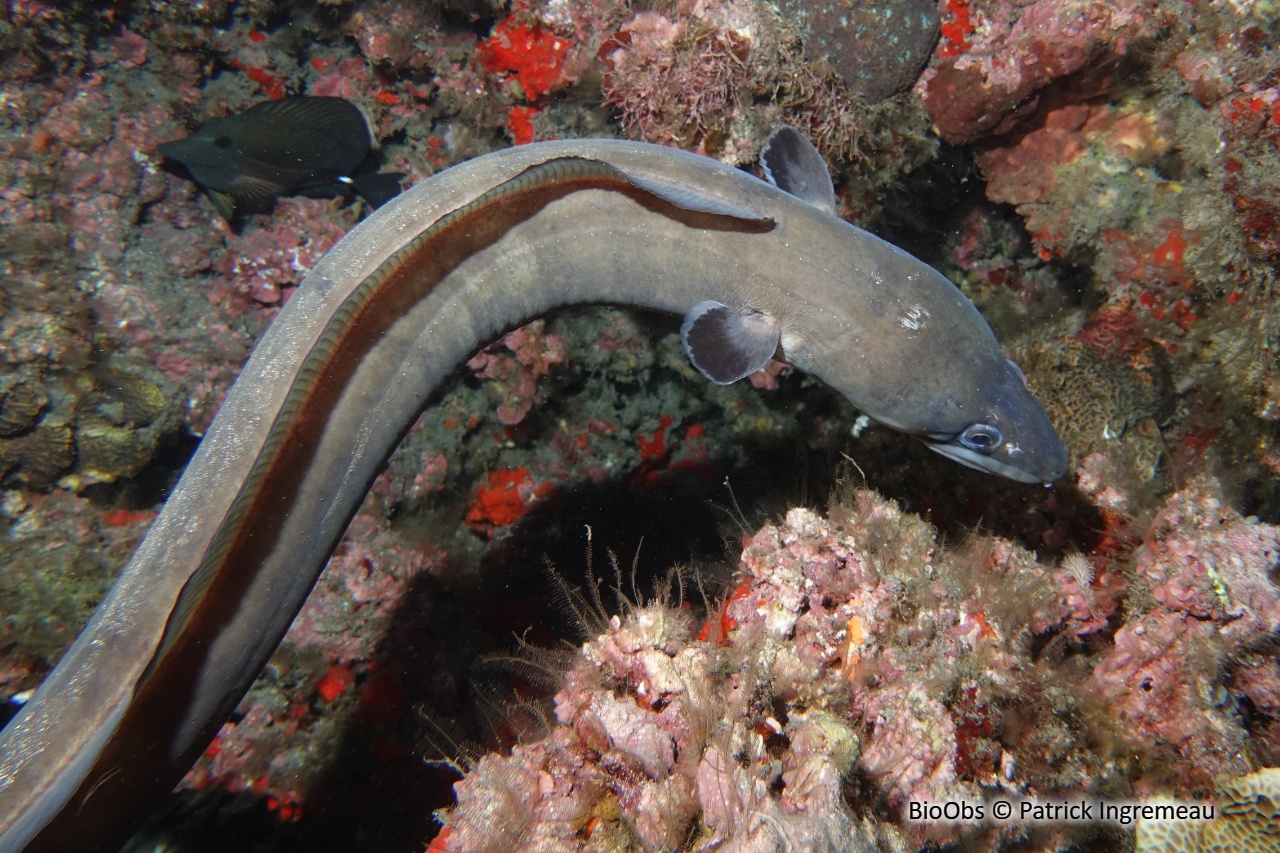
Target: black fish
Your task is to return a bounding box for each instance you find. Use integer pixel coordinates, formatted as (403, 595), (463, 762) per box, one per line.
(158, 96), (404, 219)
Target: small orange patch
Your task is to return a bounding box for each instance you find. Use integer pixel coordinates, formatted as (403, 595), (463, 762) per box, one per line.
(465, 468), (555, 532)
(1153, 230), (1187, 266)
(316, 664), (354, 702)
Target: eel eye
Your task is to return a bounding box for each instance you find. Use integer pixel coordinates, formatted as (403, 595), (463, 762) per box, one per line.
(213, 135), (233, 149)
(959, 423), (1003, 454)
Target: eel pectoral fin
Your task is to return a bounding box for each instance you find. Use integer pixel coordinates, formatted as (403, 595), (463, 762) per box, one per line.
(681, 300), (780, 385)
(759, 125), (837, 215)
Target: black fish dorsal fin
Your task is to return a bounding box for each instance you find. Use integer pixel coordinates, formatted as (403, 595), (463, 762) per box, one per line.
(247, 96), (373, 148)
(760, 126), (837, 215)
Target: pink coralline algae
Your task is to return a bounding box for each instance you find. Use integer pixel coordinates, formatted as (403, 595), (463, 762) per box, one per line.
(600, 9), (754, 152)
(977, 103), (1167, 215)
(597, 0), (939, 189)
(436, 496), (1002, 850)
(341, 0), (441, 71)
(438, 478), (1280, 851)
(467, 319), (568, 426)
(210, 198), (352, 312)
(1137, 479), (1280, 636)
(440, 550), (881, 850)
(1, 39), (173, 267)
(974, 100), (1178, 265)
(285, 512), (445, 660)
(1088, 476), (1280, 792)
(1089, 611), (1250, 794)
(747, 359), (790, 391)
(924, 0), (1166, 145)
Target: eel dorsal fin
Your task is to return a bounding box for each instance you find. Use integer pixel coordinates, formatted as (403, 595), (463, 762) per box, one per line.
(618, 169), (775, 225)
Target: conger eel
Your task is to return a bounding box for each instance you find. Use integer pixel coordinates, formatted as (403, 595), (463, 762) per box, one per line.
(0, 128), (1066, 851)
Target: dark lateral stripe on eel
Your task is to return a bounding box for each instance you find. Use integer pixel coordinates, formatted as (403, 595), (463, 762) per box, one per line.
(154, 156), (774, 675)
(32, 157), (776, 849)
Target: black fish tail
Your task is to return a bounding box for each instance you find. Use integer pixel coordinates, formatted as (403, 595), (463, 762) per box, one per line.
(350, 172), (405, 208)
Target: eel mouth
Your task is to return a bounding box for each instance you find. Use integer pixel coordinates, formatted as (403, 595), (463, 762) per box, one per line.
(924, 439), (1067, 485)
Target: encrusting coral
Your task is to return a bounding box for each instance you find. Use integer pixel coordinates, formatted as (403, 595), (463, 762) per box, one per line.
(1135, 766), (1280, 853)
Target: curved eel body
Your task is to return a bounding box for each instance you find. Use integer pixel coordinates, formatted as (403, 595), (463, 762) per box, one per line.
(0, 136), (1065, 851)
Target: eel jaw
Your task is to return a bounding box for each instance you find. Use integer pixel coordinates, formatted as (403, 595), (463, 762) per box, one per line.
(923, 439), (1065, 485)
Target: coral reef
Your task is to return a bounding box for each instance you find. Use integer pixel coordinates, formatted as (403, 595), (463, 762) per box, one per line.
(439, 502), (898, 852)
(597, 0), (938, 209)
(0, 318), (185, 489)
(0, 0), (1278, 849)
(438, 478), (1280, 852)
(923, 0), (1166, 145)
(465, 319), (568, 427)
(180, 507), (448, 822)
(599, 8), (753, 153)
(973, 100), (1180, 269)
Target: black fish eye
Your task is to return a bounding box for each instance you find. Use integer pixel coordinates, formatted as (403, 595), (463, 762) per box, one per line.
(959, 423), (1003, 454)
(212, 135), (233, 149)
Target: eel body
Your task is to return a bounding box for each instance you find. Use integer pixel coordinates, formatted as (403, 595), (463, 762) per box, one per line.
(0, 134), (1065, 851)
